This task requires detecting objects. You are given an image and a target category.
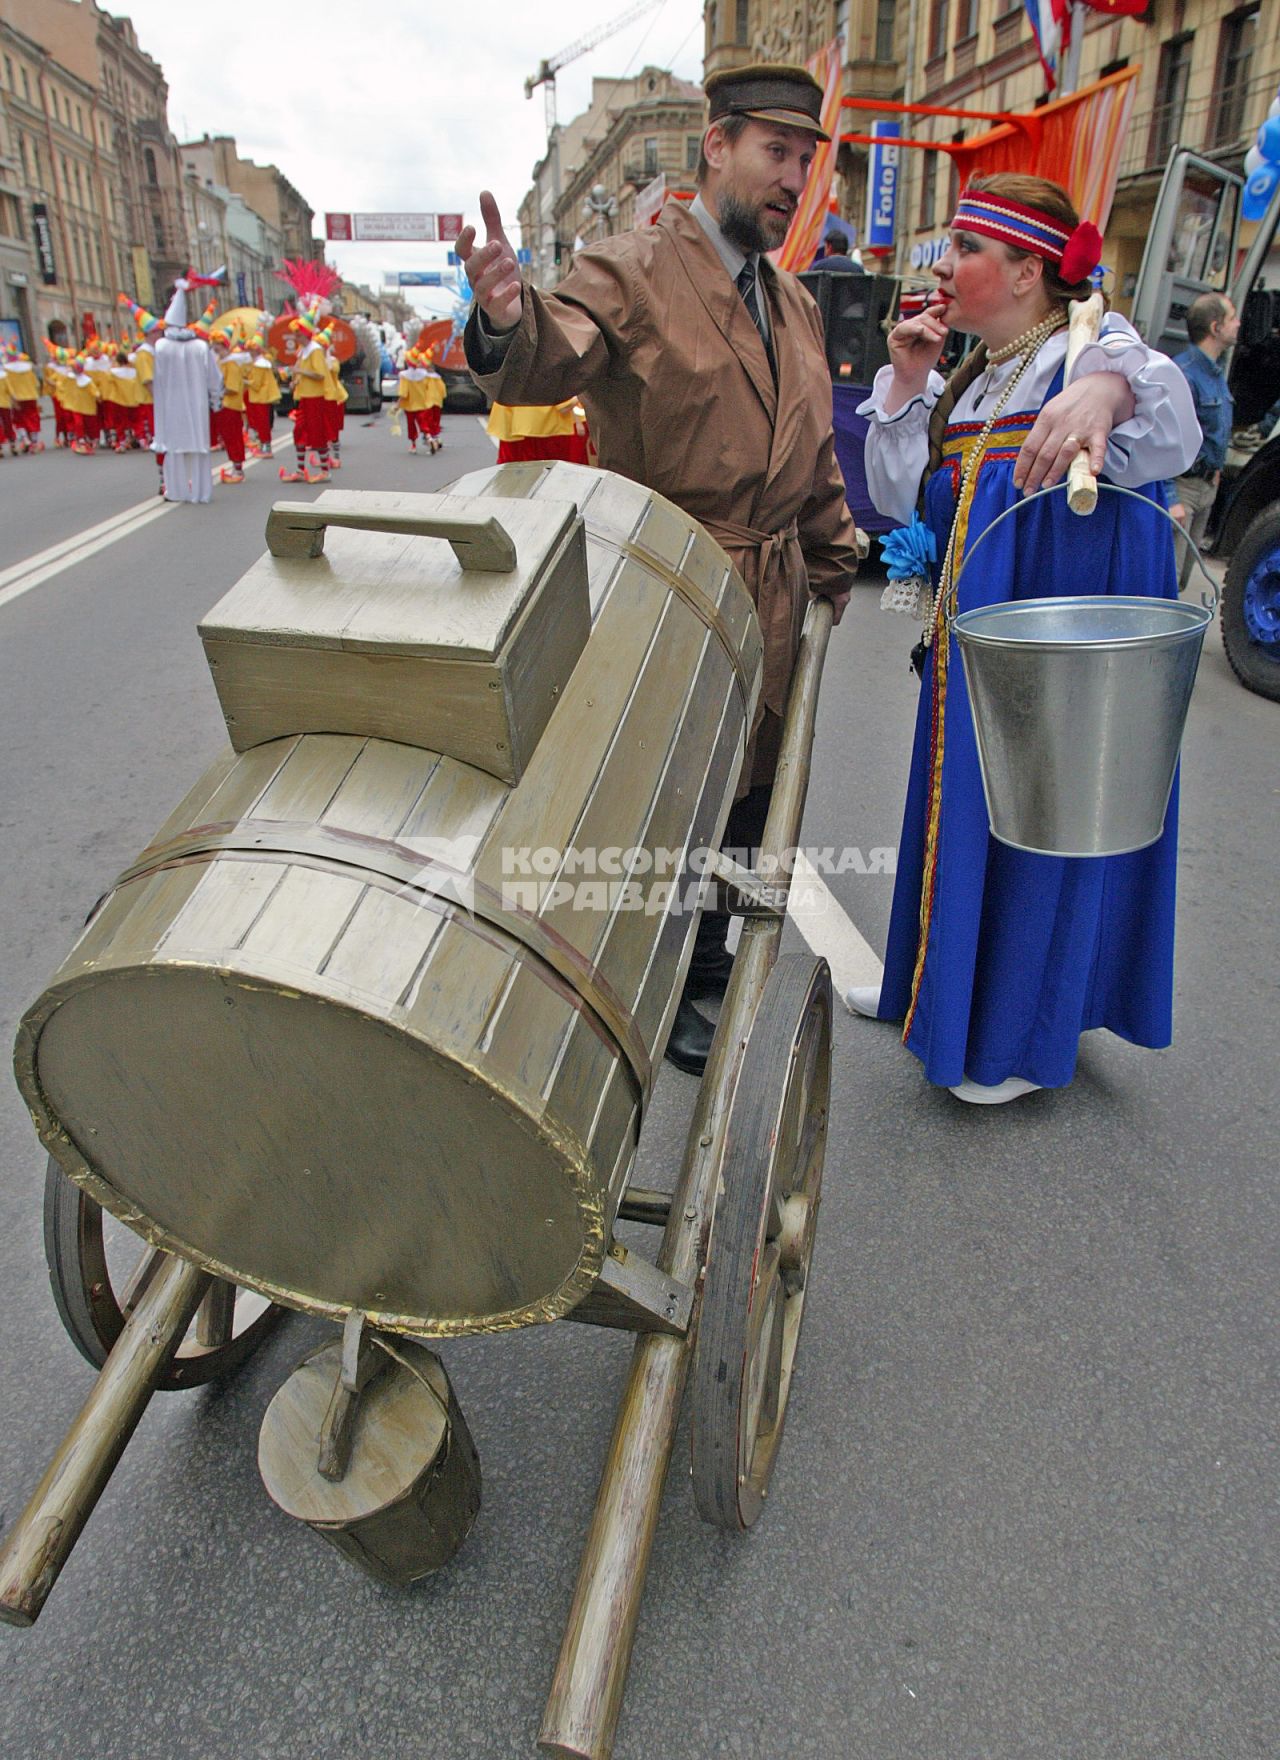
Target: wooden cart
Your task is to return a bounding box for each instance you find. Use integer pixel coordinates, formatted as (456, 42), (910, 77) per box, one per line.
(0, 466), (835, 1760)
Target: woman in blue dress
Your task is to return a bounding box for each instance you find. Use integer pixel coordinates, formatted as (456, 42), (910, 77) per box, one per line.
(857, 174), (1201, 1104)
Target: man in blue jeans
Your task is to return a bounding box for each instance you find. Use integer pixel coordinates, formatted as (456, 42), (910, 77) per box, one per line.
(1167, 291), (1239, 590)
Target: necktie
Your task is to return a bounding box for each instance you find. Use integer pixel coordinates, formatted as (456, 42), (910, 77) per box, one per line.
(736, 258), (776, 382)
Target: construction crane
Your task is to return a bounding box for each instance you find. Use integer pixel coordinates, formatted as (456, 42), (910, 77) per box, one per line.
(525, 0), (664, 134)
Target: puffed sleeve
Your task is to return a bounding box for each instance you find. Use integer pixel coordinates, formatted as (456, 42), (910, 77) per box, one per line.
(1068, 314), (1201, 487)
(856, 364), (945, 527)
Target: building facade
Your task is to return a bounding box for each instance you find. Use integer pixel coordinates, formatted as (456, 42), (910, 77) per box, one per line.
(893, 0), (1276, 309)
(0, 18), (129, 343)
(179, 136), (315, 267)
(2, 0), (187, 312)
(519, 69), (705, 285)
(704, 0), (907, 242)
(0, 78), (38, 348)
(701, 0), (1277, 305)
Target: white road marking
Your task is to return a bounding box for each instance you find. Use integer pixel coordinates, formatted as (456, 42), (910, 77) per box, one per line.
(786, 849), (885, 999)
(0, 432), (291, 615)
(478, 416), (498, 449)
(0, 498), (173, 612)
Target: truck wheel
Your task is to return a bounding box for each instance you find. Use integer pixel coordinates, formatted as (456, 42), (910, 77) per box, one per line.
(1221, 505), (1280, 703)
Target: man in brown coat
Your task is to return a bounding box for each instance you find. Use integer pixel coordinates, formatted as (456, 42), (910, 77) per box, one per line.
(460, 63), (862, 1074)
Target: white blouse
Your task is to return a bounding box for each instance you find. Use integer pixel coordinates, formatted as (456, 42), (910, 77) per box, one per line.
(857, 314), (1201, 528)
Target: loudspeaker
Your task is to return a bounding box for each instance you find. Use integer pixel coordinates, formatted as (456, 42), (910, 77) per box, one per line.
(798, 271), (900, 386)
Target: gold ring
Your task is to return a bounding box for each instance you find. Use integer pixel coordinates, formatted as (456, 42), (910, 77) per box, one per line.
(1064, 433), (1080, 449)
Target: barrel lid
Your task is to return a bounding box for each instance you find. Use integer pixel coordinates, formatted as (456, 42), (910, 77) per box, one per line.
(200, 489), (582, 662)
(258, 1336), (450, 1523)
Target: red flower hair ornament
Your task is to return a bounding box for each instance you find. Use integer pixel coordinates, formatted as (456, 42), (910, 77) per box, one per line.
(1059, 221), (1103, 285)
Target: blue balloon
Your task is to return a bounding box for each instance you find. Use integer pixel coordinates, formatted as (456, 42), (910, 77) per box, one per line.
(1243, 161), (1280, 222)
(1259, 116), (1280, 164)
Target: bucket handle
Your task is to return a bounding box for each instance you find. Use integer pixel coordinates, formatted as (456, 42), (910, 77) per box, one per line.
(946, 480), (1218, 629)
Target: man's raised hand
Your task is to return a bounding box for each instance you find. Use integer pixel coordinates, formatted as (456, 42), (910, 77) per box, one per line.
(456, 191), (524, 333)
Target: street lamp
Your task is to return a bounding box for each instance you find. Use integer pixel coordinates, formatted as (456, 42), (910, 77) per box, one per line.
(583, 183), (618, 237)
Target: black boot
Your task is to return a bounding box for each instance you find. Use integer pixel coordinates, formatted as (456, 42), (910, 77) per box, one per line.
(684, 896), (734, 1003)
(683, 940), (735, 1003)
(663, 991), (716, 1077)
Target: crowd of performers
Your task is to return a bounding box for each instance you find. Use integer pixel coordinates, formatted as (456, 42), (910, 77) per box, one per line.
(2, 264), (355, 496)
(7, 266), (597, 488)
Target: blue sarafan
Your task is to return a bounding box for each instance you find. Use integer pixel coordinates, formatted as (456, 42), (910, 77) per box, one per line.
(877, 365), (1181, 1091)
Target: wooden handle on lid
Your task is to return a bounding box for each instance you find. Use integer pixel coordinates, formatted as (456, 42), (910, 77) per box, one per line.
(266, 497), (517, 571)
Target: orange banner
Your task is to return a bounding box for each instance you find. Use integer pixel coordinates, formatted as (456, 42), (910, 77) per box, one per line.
(948, 67), (1139, 232)
(838, 68), (1139, 237)
(771, 39), (844, 273)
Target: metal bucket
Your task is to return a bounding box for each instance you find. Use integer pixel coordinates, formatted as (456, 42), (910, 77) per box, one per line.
(950, 484), (1214, 857)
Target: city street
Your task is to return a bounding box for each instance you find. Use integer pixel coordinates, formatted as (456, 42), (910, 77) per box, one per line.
(0, 411), (1276, 1759)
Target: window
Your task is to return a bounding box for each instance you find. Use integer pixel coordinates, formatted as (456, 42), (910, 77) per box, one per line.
(1149, 34), (1192, 167)
(144, 145), (158, 187)
(20, 67), (29, 101)
(1213, 7), (1258, 148)
(643, 136), (658, 176)
(875, 0), (895, 61)
(955, 0), (978, 41)
(928, 0), (949, 60)
(686, 133), (700, 171)
(735, 0), (749, 47)
(919, 149), (938, 229)
(76, 105), (84, 134)
(4, 56), (13, 88)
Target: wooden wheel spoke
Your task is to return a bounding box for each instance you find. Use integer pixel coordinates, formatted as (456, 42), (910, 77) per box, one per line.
(119, 1247), (166, 1316)
(742, 1242), (783, 1453)
(195, 1279), (237, 1349)
(42, 1157), (283, 1389)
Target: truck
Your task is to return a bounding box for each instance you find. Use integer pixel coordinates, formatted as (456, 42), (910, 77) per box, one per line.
(1131, 150), (1280, 701)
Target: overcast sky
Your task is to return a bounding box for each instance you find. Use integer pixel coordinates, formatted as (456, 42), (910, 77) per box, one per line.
(112, 0), (706, 315)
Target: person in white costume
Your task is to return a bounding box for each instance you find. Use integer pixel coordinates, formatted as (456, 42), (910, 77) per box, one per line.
(151, 272), (225, 503)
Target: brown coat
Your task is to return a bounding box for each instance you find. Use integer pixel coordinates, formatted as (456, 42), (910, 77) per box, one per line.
(465, 199), (859, 773)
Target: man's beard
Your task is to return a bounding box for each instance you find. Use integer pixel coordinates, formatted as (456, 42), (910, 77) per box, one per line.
(719, 191), (790, 255)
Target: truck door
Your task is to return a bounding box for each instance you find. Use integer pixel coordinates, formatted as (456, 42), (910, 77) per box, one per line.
(1130, 151), (1243, 355)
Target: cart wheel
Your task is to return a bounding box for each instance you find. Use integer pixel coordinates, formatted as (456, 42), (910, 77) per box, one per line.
(43, 1157), (283, 1389)
(691, 953), (831, 1530)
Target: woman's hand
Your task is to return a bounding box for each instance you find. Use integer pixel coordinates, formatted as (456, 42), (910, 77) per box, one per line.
(883, 306), (950, 412)
(1013, 370), (1137, 494)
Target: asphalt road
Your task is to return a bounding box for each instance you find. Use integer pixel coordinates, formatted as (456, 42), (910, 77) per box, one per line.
(0, 409), (1275, 1760)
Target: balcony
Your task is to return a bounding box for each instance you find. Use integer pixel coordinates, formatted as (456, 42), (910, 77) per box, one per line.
(1119, 68), (1273, 183)
(622, 161), (660, 187)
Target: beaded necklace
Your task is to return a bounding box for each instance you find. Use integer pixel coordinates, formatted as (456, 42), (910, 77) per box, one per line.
(920, 310), (1067, 652)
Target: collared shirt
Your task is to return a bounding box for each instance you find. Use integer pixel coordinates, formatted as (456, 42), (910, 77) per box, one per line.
(1173, 344), (1233, 473)
(689, 192), (771, 346)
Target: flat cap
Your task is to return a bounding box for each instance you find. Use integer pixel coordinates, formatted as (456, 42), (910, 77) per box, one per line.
(705, 62), (830, 141)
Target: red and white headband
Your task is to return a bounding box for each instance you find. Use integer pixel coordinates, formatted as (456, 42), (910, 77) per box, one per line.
(950, 192), (1102, 284)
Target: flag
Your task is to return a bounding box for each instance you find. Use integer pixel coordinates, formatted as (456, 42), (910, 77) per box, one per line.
(1077, 0), (1148, 14)
(1023, 0), (1078, 92)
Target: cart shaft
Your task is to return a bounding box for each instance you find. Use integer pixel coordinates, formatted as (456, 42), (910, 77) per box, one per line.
(539, 599), (834, 1758)
(0, 1252), (210, 1627)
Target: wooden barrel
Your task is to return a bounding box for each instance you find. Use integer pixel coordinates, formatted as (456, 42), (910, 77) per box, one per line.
(16, 465), (763, 1337)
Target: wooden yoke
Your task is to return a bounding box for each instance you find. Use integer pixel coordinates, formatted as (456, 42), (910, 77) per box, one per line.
(1064, 292), (1105, 516)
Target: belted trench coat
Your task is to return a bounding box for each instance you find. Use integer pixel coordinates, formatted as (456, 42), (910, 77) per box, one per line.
(465, 198), (860, 786)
